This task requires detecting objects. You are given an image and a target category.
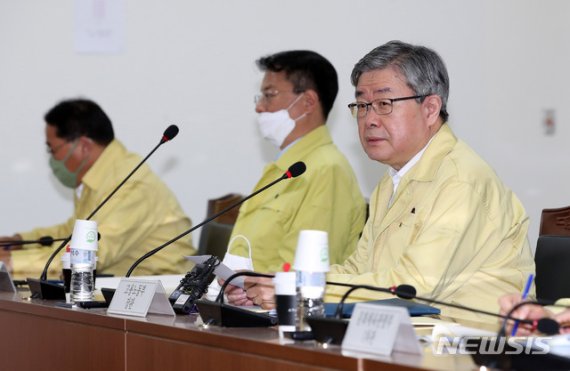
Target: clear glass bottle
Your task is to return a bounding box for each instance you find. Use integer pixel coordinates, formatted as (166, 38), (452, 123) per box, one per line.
(295, 270), (326, 331)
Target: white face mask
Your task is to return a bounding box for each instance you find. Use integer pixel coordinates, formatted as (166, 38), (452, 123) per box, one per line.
(257, 94), (306, 148)
(222, 234), (254, 271)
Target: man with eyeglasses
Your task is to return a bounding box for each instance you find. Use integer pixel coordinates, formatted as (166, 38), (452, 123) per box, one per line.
(323, 40), (535, 322)
(231, 42), (534, 323)
(222, 51), (366, 303)
(0, 98), (195, 276)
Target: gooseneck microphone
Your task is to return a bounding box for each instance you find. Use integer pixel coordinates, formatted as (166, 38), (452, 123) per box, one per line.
(194, 270), (278, 328)
(333, 283), (416, 319)
(498, 299), (561, 337)
(0, 236), (66, 249)
(29, 125), (179, 299)
(399, 285), (560, 336)
(215, 271), (275, 304)
(125, 161), (307, 277)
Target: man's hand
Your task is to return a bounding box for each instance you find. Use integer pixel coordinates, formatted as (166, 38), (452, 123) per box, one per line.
(244, 277), (276, 310)
(225, 283), (254, 306)
(0, 234), (22, 251)
(499, 293), (553, 336)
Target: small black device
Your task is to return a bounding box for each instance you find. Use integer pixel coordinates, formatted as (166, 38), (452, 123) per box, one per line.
(169, 256), (220, 314)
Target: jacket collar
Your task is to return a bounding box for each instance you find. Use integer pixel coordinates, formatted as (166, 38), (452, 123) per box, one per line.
(274, 125), (331, 171)
(81, 139), (126, 191)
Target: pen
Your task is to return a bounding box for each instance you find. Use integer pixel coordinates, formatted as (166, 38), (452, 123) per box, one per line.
(511, 273), (534, 336)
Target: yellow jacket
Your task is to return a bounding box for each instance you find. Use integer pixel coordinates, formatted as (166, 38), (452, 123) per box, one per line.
(229, 125), (366, 273)
(327, 125), (535, 323)
(13, 140), (195, 277)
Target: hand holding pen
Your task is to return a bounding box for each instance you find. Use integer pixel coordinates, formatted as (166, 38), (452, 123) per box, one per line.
(510, 273), (534, 336)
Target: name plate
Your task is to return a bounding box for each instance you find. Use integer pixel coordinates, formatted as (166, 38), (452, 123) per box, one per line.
(342, 303), (422, 356)
(0, 262), (16, 293)
(107, 278), (175, 317)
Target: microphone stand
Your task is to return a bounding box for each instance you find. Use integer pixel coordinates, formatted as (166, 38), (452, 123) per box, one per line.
(99, 162), (306, 305)
(195, 271), (277, 328)
(124, 162), (306, 277)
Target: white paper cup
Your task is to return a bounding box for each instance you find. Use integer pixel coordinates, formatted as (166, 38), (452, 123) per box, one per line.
(70, 219), (98, 251)
(293, 230), (329, 272)
(274, 272), (296, 295)
(274, 271), (297, 332)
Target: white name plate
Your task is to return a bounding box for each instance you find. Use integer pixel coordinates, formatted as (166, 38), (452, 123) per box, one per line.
(0, 262), (16, 293)
(342, 303), (422, 356)
(107, 278), (175, 317)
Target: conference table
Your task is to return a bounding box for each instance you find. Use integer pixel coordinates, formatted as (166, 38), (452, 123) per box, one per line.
(0, 288), (479, 371)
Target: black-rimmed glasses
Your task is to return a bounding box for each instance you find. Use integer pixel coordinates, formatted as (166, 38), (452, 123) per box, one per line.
(348, 94), (429, 118)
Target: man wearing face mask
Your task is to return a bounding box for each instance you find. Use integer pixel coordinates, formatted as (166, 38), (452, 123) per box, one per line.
(222, 50), (366, 286)
(0, 98), (195, 276)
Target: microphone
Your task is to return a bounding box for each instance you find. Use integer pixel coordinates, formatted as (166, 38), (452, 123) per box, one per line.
(499, 299), (561, 337)
(124, 161), (307, 277)
(195, 270), (277, 327)
(28, 125), (179, 300)
(216, 271), (275, 304)
(399, 285), (560, 336)
(309, 282), (559, 345)
(0, 236), (66, 249)
(333, 283), (416, 319)
(305, 282), (418, 344)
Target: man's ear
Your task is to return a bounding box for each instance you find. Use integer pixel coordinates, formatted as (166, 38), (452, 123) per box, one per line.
(302, 89), (319, 114)
(77, 136), (95, 156)
(423, 94), (443, 125)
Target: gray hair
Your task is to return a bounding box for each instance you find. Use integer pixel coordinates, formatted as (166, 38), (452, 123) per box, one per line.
(351, 40), (449, 122)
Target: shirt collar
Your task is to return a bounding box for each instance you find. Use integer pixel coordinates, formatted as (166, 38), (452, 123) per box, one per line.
(276, 137), (301, 160)
(389, 136), (435, 192)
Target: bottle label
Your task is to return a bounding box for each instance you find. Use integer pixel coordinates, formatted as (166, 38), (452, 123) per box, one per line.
(70, 248), (96, 266)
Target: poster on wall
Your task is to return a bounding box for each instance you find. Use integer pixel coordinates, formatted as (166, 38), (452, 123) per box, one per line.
(74, 0), (125, 54)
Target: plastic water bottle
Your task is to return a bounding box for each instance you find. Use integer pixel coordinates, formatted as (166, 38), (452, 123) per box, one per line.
(295, 270), (326, 331)
(69, 219), (98, 303)
(70, 249), (96, 302)
(293, 230), (330, 331)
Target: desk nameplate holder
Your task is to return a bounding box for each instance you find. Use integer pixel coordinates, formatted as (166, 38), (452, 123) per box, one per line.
(107, 278), (175, 317)
(0, 262), (16, 293)
(341, 303), (422, 357)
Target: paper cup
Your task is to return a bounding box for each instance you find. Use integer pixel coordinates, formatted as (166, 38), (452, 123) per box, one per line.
(274, 272), (297, 334)
(274, 272), (296, 295)
(293, 230), (329, 272)
(70, 219), (98, 251)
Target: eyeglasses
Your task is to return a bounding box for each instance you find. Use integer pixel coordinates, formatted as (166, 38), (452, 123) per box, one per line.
(348, 94), (429, 118)
(254, 89), (282, 104)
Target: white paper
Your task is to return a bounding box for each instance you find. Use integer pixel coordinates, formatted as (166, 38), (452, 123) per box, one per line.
(342, 303), (422, 356)
(74, 0), (125, 54)
(186, 255), (244, 288)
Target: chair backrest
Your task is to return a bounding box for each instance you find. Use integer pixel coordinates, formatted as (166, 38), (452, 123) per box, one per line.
(206, 193), (243, 225)
(197, 193), (243, 257)
(535, 235), (570, 302)
(539, 206), (570, 236)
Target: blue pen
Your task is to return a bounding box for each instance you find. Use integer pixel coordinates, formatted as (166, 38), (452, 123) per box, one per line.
(511, 273), (534, 336)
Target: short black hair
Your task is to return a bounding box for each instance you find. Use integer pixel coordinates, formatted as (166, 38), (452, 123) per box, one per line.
(44, 98), (114, 145)
(256, 50), (338, 120)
